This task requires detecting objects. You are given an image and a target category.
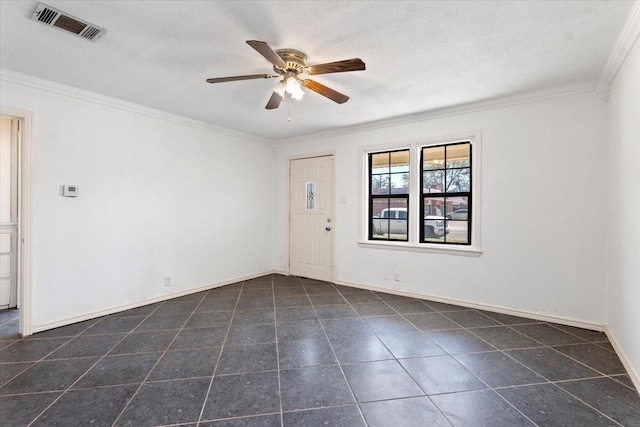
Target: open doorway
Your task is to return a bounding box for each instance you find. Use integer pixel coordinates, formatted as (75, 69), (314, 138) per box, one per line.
(1, 107), (33, 336)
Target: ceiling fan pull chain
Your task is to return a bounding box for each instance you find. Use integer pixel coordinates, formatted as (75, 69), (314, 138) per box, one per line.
(288, 105), (292, 123)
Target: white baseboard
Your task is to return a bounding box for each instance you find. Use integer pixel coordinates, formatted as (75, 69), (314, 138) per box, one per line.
(333, 278), (605, 332)
(30, 271), (273, 334)
(604, 326), (640, 394)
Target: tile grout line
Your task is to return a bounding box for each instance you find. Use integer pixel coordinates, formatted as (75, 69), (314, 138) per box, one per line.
(469, 331), (627, 426)
(364, 310), (519, 426)
(3, 275), (636, 426)
(271, 275), (285, 427)
(303, 278), (370, 426)
(606, 374), (638, 392)
(195, 280), (246, 426)
(552, 382), (625, 426)
(492, 323), (619, 379)
(545, 344), (618, 378)
(24, 301), (168, 427)
(338, 287), (544, 427)
(335, 286), (539, 427)
(545, 370), (629, 425)
(108, 289), (213, 427)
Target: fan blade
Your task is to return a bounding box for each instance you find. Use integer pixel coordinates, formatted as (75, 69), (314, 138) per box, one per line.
(301, 79), (349, 104)
(306, 58), (365, 75)
(265, 92), (283, 110)
(206, 74), (279, 84)
(246, 40), (287, 68)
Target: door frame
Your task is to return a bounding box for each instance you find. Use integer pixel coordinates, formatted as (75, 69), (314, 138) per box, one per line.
(286, 151), (336, 282)
(1, 106), (33, 336)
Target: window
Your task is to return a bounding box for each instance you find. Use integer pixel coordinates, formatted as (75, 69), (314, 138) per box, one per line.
(368, 149), (410, 241)
(421, 142), (472, 245)
(362, 132), (481, 255)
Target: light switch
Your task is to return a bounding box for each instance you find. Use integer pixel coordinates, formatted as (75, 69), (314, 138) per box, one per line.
(339, 195), (346, 204)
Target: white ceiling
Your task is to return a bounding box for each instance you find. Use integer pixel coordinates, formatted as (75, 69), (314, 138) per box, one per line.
(0, 1), (634, 140)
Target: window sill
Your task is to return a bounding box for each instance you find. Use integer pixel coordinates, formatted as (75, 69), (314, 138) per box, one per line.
(358, 241), (482, 257)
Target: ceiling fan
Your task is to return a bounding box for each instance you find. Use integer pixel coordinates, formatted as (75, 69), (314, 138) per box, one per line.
(206, 40), (366, 110)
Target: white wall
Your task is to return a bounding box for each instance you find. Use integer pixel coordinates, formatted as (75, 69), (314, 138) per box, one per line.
(1, 76), (274, 329)
(606, 37), (640, 384)
(274, 91), (609, 325)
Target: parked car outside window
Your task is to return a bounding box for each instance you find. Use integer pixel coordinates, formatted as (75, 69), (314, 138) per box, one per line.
(448, 208), (468, 220)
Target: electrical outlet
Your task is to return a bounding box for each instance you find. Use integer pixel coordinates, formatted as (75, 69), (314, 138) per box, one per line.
(394, 271), (401, 281)
(384, 271), (390, 280)
(164, 276), (172, 287)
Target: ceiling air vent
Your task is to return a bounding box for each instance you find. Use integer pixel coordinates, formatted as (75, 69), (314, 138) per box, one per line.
(30, 3), (107, 42)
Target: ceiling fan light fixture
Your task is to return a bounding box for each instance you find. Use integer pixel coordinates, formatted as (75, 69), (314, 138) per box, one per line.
(273, 80), (286, 98)
(290, 84), (304, 100)
(205, 40), (365, 110)
(284, 72), (304, 99)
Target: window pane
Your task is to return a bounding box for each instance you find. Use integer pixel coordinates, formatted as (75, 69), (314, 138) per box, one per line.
(445, 197), (468, 220)
(445, 168), (470, 192)
(390, 150), (410, 173)
(423, 197), (446, 241)
(371, 152), (390, 175)
(423, 146), (445, 170)
(390, 220), (407, 240)
(389, 198), (408, 213)
(371, 198), (408, 241)
(371, 198), (389, 238)
(445, 220), (469, 244)
(446, 143), (470, 168)
(389, 198), (408, 240)
(423, 170), (444, 193)
(423, 197), (445, 217)
(371, 174), (390, 195)
(372, 198), (389, 218)
(390, 173), (409, 194)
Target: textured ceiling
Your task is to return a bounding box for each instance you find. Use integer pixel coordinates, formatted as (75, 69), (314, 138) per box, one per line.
(0, 1), (634, 140)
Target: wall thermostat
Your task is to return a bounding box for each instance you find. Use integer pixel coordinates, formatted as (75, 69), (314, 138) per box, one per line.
(63, 185), (79, 197)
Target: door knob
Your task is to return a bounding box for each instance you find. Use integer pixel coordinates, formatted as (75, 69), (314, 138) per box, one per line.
(325, 226), (332, 231)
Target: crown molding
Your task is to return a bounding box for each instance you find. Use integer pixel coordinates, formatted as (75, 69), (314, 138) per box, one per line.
(598, 1), (640, 95)
(0, 69), (274, 146)
(277, 80), (598, 146)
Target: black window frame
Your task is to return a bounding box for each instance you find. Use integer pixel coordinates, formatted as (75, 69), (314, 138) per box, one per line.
(368, 149), (410, 242)
(420, 141), (473, 245)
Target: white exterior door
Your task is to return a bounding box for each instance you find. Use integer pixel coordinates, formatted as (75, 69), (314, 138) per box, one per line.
(0, 117), (19, 309)
(289, 155), (334, 282)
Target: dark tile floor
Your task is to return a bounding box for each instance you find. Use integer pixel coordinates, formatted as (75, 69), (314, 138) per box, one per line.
(1, 275), (639, 426)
